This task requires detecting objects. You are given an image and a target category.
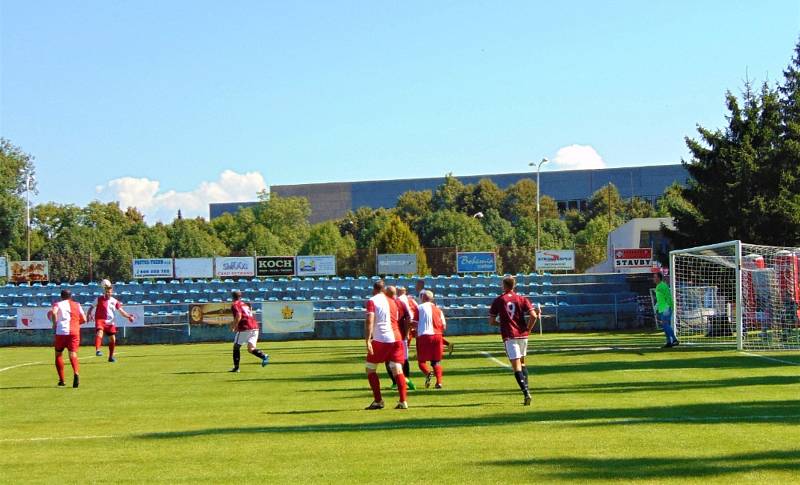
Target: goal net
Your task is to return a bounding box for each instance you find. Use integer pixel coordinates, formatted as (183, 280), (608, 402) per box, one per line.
(670, 240), (800, 351)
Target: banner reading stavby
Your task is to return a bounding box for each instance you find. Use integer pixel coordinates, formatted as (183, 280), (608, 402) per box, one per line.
(174, 258), (214, 279)
(535, 250), (576, 271)
(613, 248), (654, 273)
(261, 301), (314, 333)
(256, 256), (295, 277)
(9, 261), (49, 283)
(215, 257), (255, 278)
(189, 302), (233, 325)
(132, 258), (174, 279)
(377, 253), (417, 274)
(456, 252), (497, 273)
(295, 255), (336, 277)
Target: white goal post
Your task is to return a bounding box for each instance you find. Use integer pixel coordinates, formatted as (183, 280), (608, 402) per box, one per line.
(670, 240), (800, 351)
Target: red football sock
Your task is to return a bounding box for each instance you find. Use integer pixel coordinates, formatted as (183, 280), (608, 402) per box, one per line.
(434, 364), (443, 385)
(109, 340), (116, 357)
(367, 372), (382, 402)
(69, 354), (80, 374)
(94, 335), (102, 351)
(55, 354), (65, 381)
(418, 362), (431, 375)
(396, 373), (407, 402)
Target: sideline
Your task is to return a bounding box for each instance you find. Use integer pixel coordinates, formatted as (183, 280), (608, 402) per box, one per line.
(741, 352), (800, 366)
(480, 351), (511, 369)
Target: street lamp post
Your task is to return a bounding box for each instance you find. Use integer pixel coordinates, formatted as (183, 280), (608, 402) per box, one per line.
(25, 172), (31, 261)
(528, 158), (549, 251)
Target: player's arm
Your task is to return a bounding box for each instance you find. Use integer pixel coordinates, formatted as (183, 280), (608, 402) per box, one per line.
(526, 301), (540, 332)
(364, 313), (375, 354)
(48, 306), (57, 328)
(439, 308), (447, 332)
(86, 303), (95, 321)
(230, 307), (242, 332)
(116, 302), (135, 322)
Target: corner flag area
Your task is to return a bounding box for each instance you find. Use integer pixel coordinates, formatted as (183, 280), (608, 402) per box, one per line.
(1, 333), (798, 483)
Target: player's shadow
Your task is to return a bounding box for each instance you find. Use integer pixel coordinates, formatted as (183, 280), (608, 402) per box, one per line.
(534, 374), (800, 394)
(136, 399), (800, 440)
(530, 354), (794, 375)
(479, 450), (800, 481)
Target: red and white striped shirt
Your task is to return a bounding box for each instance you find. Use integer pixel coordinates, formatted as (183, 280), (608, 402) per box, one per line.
(51, 300), (87, 336)
(365, 293), (402, 343)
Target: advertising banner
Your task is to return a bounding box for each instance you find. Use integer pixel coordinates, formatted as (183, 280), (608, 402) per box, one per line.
(0, 256), (6, 278)
(295, 255), (336, 277)
(535, 250), (576, 271)
(377, 253), (417, 274)
(613, 248), (654, 273)
(215, 257), (255, 278)
(132, 258), (174, 279)
(16, 304), (145, 329)
(261, 301), (314, 333)
(456, 252), (497, 273)
(189, 302), (233, 325)
(256, 256), (295, 277)
(174, 258), (214, 279)
(9, 261), (49, 283)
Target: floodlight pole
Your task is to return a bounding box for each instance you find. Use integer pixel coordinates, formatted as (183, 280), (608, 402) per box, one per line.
(25, 173), (31, 261)
(530, 158), (549, 251)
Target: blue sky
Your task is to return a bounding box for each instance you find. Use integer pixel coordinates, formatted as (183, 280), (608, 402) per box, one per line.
(2, 1), (799, 222)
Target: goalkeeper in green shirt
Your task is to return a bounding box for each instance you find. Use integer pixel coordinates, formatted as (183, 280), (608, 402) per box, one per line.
(654, 270), (679, 348)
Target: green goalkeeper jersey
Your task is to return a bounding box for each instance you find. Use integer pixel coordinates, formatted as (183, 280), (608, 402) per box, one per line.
(655, 281), (673, 313)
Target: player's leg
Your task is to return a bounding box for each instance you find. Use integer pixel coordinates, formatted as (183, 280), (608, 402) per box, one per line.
(432, 334), (444, 388)
(385, 361), (397, 388)
(443, 337), (455, 356)
(68, 339), (80, 388)
(389, 360), (408, 409)
(431, 360), (443, 388)
(231, 332), (242, 372)
(94, 328), (104, 356)
(520, 355), (529, 388)
(246, 331), (269, 366)
(402, 340), (415, 390)
(106, 324), (117, 362)
(54, 344), (65, 386)
(365, 364), (384, 409)
(506, 339), (531, 405)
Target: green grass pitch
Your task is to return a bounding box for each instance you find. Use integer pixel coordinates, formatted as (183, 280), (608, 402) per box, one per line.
(1, 333), (799, 484)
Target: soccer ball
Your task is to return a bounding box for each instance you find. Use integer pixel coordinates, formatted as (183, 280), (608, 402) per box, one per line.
(101, 279), (112, 288)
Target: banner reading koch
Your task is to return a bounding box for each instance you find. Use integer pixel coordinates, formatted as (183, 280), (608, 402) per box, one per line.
(256, 256), (295, 277)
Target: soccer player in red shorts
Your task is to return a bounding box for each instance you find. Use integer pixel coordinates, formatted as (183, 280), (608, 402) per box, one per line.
(415, 290), (447, 389)
(364, 280), (409, 410)
(416, 278), (454, 355)
(489, 276), (540, 406)
(48, 289), (86, 388)
(87, 280), (135, 363)
(385, 286), (417, 391)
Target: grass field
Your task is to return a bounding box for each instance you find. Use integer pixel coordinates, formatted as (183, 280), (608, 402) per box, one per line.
(1, 332), (799, 484)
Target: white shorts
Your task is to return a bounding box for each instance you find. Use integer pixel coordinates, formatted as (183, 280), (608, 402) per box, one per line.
(234, 329), (259, 347)
(504, 338), (528, 360)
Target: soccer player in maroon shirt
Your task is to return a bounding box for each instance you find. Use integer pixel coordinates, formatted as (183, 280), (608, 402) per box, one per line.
(48, 289), (86, 388)
(489, 276), (540, 406)
(229, 290), (269, 372)
(364, 280), (409, 410)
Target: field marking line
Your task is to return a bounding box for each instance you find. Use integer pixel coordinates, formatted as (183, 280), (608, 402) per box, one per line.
(0, 362), (41, 373)
(0, 351), (124, 373)
(741, 352), (800, 366)
(480, 351), (511, 368)
(0, 435), (116, 443)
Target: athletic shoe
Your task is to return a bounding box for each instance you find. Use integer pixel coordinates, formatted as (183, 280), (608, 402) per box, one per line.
(365, 400), (385, 410)
(407, 380), (416, 391)
(672, 340), (680, 347)
(661, 343), (673, 348)
(72, 375), (79, 388)
(57, 380), (65, 387)
(229, 368), (240, 373)
(108, 357), (116, 363)
(395, 401), (408, 410)
(435, 383), (443, 389)
(261, 355), (270, 367)
(448, 342), (455, 356)
(523, 394), (532, 406)
(95, 350), (103, 357)
(425, 371), (434, 388)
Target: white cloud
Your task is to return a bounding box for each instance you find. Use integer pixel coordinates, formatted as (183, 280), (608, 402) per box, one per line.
(548, 144), (606, 171)
(95, 170), (267, 223)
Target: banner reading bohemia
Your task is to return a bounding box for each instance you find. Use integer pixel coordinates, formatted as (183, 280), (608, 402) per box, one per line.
(261, 301), (314, 333)
(256, 256), (295, 277)
(174, 258), (214, 279)
(535, 250), (576, 271)
(456, 252), (497, 273)
(295, 255), (336, 277)
(132, 259), (174, 279)
(9, 261), (49, 283)
(215, 257), (255, 278)
(377, 253), (417, 274)
(613, 248), (653, 274)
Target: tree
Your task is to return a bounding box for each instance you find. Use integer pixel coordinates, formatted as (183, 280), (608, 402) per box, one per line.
(431, 174), (468, 212)
(395, 190), (432, 231)
(300, 222), (347, 256)
(462, 178), (504, 216)
(480, 208), (515, 246)
(586, 183), (626, 224)
(500, 179), (558, 222)
(0, 139), (36, 255)
(625, 197), (656, 219)
(575, 217), (616, 272)
(165, 218), (227, 258)
(417, 210), (495, 251)
(252, 192), (311, 253)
